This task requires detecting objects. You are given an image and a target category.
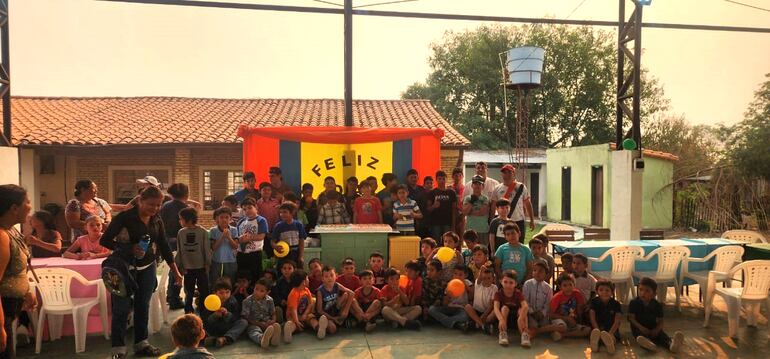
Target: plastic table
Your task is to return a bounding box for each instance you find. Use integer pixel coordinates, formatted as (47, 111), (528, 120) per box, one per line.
(551, 240), (658, 272)
(311, 224), (396, 271)
(745, 243), (770, 260)
(31, 257), (109, 337)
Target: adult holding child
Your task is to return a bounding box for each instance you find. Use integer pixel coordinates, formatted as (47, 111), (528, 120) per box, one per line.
(491, 164), (536, 240)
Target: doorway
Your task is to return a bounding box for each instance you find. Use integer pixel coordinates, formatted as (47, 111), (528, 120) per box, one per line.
(561, 167), (571, 221)
(530, 172), (540, 217)
(591, 166), (604, 226)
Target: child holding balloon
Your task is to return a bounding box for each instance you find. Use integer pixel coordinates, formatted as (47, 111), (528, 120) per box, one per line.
(271, 202), (307, 268)
(429, 232), (463, 283)
(204, 278), (248, 348)
(428, 263), (473, 331)
(380, 268), (422, 330)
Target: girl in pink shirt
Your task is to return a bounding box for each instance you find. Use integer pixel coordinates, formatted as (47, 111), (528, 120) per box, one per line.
(63, 216), (110, 260)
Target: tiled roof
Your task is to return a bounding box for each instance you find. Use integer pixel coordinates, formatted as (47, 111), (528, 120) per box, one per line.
(608, 143), (679, 162)
(4, 97), (470, 147)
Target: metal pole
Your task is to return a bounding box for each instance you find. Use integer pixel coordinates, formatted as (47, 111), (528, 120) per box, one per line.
(615, 0), (624, 149)
(632, 3), (642, 149)
(344, 0), (353, 127)
(1, 1), (10, 146)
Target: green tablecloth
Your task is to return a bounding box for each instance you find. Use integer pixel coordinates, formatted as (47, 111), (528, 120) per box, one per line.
(744, 243), (770, 260)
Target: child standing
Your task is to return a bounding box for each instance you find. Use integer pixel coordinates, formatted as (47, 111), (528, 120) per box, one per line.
(209, 207), (238, 286)
(429, 264), (473, 331)
(317, 191), (351, 225)
(522, 261), (562, 342)
(271, 202), (307, 268)
(168, 314), (214, 359)
(205, 278), (248, 348)
(392, 184), (423, 235)
(63, 215), (109, 260)
(352, 270), (382, 332)
(462, 176), (490, 244)
(464, 267), (497, 334)
(221, 195), (242, 227)
(242, 278), (281, 349)
(177, 207), (212, 314)
(256, 183), (281, 230)
(468, 245), (493, 281)
(336, 258), (362, 292)
(549, 274), (591, 339)
(589, 279), (622, 354)
(494, 223), (533, 284)
(272, 260), (296, 321)
(487, 200), (512, 253)
(628, 277), (685, 353)
(529, 237), (555, 282)
(299, 183), (319, 230)
(368, 252), (387, 289)
(380, 268), (422, 330)
(284, 270), (325, 342)
(236, 198), (269, 283)
(353, 181), (383, 224)
(493, 270), (531, 347)
(316, 266), (355, 337)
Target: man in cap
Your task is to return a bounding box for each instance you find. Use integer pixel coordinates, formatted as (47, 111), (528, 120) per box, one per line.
(465, 161), (500, 199)
(233, 171), (261, 204)
(491, 164), (536, 239)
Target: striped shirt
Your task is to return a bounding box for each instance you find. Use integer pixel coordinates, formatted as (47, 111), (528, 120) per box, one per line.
(393, 199), (420, 233)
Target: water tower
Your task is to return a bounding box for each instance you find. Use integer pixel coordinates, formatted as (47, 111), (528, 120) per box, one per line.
(499, 46), (544, 180)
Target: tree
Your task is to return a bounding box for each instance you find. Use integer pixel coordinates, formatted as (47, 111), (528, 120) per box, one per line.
(402, 24), (669, 150)
(725, 73), (770, 181)
(643, 114), (721, 180)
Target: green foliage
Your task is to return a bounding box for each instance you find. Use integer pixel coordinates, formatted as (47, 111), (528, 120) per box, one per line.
(724, 73), (770, 181)
(643, 114), (721, 180)
(402, 24), (669, 150)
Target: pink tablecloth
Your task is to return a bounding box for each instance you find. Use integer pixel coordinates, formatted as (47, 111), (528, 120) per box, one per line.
(31, 257), (110, 337)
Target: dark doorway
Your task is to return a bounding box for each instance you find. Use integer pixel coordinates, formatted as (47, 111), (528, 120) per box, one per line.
(561, 167), (571, 221)
(530, 172), (540, 217)
(591, 166), (604, 226)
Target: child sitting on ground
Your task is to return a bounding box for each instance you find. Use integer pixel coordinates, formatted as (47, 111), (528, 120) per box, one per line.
(352, 270), (382, 332)
(284, 270), (323, 342)
(336, 257), (362, 291)
(272, 259), (296, 322)
(63, 215), (110, 260)
(461, 230), (480, 266)
(242, 278), (281, 349)
(416, 238), (437, 275)
(421, 259), (444, 320)
(550, 273), (591, 340)
(572, 253), (597, 303)
(430, 231), (462, 283)
(589, 279), (622, 354)
(468, 244), (493, 281)
(204, 278), (247, 348)
(316, 266), (355, 338)
(368, 252), (387, 289)
(464, 266), (497, 334)
(233, 271), (252, 305)
(168, 314), (214, 359)
(493, 270), (531, 347)
(429, 263), (473, 331)
(380, 268), (422, 330)
(307, 258), (323, 293)
(528, 236), (555, 282)
(560, 252), (575, 275)
(629, 277), (685, 353)
(403, 260), (424, 308)
(522, 261), (562, 343)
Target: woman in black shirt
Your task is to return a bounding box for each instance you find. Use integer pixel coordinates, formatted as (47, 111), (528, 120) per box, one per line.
(100, 186), (183, 359)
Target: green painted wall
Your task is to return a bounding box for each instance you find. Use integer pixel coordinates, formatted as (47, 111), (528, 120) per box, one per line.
(546, 144), (674, 229)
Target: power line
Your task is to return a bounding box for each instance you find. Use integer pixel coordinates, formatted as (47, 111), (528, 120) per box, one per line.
(354, 0), (418, 9)
(724, 0), (770, 13)
(100, 0), (770, 33)
(565, 0), (588, 20)
(313, 0), (343, 7)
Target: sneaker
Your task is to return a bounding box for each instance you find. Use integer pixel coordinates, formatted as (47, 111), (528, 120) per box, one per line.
(590, 328), (601, 352)
(317, 315), (329, 339)
(391, 320), (399, 329)
(365, 321), (377, 333)
(520, 330), (531, 348)
(261, 324), (274, 349)
(636, 336), (657, 351)
(271, 323), (282, 346)
(135, 344), (162, 357)
(283, 321), (296, 343)
(215, 337), (228, 348)
(601, 331), (616, 355)
(498, 331), (509, 346)
(203, 337), (217, 347)
(404, 319), (422, 331)
(670, 331), (684, 353)
(551, 330), (563, 342)
(455, 321), (469, 332)
(111, 353), (127, 359)
(485, 323), (497, 336)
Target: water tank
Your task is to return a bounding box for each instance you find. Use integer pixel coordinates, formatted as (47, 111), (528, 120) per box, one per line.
(505, 46), (545, 89)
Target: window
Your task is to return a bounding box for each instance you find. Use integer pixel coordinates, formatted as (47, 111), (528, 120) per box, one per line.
(110, 168), (171, 204)
(203, 169), (243, 210)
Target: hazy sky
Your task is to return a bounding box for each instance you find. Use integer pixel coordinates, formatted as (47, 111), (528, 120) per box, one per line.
(12, 0), (770, 126)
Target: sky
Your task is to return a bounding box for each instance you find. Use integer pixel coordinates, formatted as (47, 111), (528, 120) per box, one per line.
(11, 0), (770, 126)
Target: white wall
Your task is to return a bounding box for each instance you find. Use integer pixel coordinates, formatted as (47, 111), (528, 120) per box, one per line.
(19, 149), (36, 209)
(0, 146), (19, 185)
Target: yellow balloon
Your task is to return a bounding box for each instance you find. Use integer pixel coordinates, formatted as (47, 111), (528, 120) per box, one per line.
(436, 247), (454, 264)
(204, 294), (221, 312)
(274, 241), (290, 258)
(158, 354), (172, 359)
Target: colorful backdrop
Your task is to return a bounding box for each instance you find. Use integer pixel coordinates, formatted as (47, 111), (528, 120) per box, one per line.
(237, 126), (444, 197)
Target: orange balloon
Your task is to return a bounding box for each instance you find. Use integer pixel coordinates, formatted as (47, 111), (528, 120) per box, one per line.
(398, 274), (409, 289)
(447, 279), (465, 298)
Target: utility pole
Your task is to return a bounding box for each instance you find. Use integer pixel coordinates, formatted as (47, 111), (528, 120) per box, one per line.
(1, 1), (10, 146)
(344, 0), (353, 127)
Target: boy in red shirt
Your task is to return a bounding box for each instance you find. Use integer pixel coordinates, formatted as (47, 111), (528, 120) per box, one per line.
(380, 268), (422, 330)
(549, 273), (591, 340)
(368, 252), (387, 289)
(353, 181), (383, 224)
(352, 270), (382, 332)
(336, 258), (362, 291)
(493, 270), (530, 347)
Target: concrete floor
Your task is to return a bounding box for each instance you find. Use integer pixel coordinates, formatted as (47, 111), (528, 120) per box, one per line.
(16, 287), (770, 359)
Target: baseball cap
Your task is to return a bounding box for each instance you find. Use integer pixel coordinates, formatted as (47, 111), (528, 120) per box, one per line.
(471, 175), (484, 184)
(501, 164), (515, 173)
(136, 176), (160, 186)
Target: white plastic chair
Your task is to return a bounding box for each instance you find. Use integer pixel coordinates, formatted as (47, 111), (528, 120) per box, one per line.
(12, 272), (40, 351)
(149, 260), (171, 334)
(704, 260), (770, 338)
(34, 267), (109, 353)
(633, 246), (691, 310)
(588, 246), (644, 302)
(721, 230), (767, 244)
(682, 245), (744, 302)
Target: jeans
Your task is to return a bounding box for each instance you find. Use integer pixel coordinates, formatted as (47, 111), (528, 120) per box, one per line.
(247, 325), (267, 344)
(515, 220), (527, 242)
(112, 263), (157, 353)
(428, 305), (468, 328)
(184, 268), (210, 313)
(632, 326), (671, 348)
(209, 261), (238, 285)
(237, 251), (263, 283)
(0, 297), (23, 359)
(166, 238), (182, 305)
(430, 224), (452, 244)
(207, 317), (248, 341)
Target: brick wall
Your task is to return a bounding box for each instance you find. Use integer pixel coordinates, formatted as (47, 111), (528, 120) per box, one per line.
(440, 148), (464, 185)
(74, 148), (175, 198)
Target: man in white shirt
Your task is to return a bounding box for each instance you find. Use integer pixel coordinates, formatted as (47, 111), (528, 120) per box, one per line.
(465, 161), (500, 199)
(491, 164), (536, 240)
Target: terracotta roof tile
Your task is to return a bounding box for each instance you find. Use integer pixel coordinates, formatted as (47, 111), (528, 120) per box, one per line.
(608, 143), (679, 162)
(4, 97), (470, 147)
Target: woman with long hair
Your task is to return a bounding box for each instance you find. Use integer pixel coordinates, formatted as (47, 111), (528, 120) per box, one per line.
(65, 179), (112, 240)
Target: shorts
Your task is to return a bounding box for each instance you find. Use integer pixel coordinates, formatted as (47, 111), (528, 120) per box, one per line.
(360, 301), (373, 312)
(551, 318), (589, 332)
(528, 313), (550, 328)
